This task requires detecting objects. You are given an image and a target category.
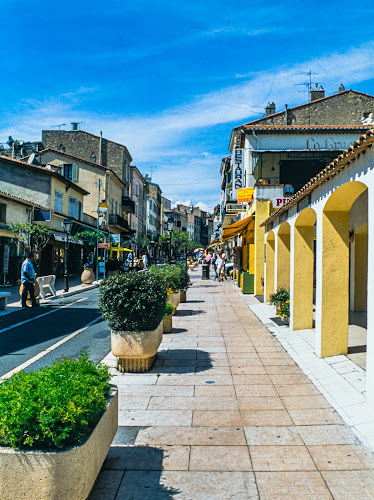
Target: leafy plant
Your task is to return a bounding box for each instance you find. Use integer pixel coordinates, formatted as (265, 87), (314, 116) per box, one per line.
(163, 302), (174, 319)
(10, 222), (52, 253)
(176, 262), (190, 291)
(148, 264), (181, 293)
(278, 300), (290, 321)
(83, 262), (93, 269)
(269, 287), (289, 306)
(73, 230), (104, 251)
(99, 271), (167, 331)
(0, 353), (110, 450)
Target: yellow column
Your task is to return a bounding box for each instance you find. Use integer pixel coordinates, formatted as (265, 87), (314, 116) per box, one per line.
(265, 233), (275, 302)
(354, 232), (368, 311)
(254, 201), (271, 295)
(321, 211), (349, 357)
(242, 236), (248, 271)
(293, 225), (314, 329)
(277, 228), (290, 289)
(249, 243), (255, 274)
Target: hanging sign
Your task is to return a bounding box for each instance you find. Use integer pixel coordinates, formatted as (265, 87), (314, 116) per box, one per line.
(98, 242), (110, 249)
(3, 245), (9, 274)
(232, 149), (244, 201)
(238, 188), (254, 203)
(110, 234), (120, 243)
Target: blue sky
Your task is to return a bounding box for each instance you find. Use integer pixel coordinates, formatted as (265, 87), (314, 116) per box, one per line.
(2, 0), (374, 212)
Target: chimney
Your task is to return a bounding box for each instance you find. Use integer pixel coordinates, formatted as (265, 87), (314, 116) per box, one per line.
(339, 84), (345, 93)
(71, 122), (78, 131)
(265, 102), (276, 116)
(310, 84), (325, 102)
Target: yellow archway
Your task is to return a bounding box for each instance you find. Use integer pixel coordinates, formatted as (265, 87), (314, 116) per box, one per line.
(265, 231), (275, 302)
(320, 181), (368, 357)
(293, 208), (316, 330)
(276, 222), (291, 290)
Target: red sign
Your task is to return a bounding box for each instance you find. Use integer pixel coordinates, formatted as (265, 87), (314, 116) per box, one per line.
(98, 243), (110, 249)
(272, 198), (290, 208)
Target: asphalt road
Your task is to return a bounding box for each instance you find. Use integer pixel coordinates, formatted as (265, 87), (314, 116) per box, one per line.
(0, 289), (111, 378)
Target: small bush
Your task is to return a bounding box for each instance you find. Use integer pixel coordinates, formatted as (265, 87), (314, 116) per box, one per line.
(176, 262), (190, 291)
(163, 302), (174, 318)
(0, 353), (110, 450)
(148, 264), (182, 293)
(278, 300), (290, 320)
(269, 287), (289, 306)
(99, 271), (166, 331)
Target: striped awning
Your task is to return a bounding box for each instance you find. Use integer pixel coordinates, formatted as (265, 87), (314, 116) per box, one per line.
(221, 216), (254, 242)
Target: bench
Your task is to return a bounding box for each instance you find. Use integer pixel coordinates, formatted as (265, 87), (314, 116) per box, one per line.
(36, 275), (57, 299)
(0, 292), (11, 310)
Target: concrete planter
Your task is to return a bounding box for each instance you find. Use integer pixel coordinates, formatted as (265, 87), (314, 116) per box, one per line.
(111, 321), (163, 372)
(167, 292), (180, 316)
(81, 268), (95, 284)
(163, 314), (173, 333)
(180, 290), (187, 303)
(0, 386), (118, 500)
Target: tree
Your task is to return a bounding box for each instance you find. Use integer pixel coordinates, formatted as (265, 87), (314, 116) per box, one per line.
(10, 223), (52, 253)
(72, 230), (104, 251)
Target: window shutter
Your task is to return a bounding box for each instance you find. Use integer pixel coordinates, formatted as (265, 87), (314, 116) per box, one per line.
(72, 163), (79, 181)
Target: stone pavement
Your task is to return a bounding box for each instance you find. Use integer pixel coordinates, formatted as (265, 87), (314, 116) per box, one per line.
(92, 275), (374, 499)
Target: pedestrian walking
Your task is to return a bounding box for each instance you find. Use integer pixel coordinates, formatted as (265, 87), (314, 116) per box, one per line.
(142, 251), (148, 270)
(21, 252), (37, 307)
(212, 253), (218, 280)
(216, 253), (225, 281)
(205, 251), (212, 266)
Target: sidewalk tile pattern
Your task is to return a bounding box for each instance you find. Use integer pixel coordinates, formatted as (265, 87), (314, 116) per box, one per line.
(91, 275), (374, 499)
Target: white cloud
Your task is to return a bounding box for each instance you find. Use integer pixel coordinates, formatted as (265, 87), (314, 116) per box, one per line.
(172, 200), (213, 214)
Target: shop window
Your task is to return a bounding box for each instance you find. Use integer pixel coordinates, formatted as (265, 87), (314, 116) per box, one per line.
(0, 203), (6, 222)
(54, 190), (63, 213)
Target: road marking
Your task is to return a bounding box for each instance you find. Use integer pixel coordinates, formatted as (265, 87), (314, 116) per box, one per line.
(0, 297), (87, 335)
(0, 315), (102, 380)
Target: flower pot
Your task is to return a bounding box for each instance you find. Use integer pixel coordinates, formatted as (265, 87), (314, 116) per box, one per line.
(0, 386), (118, 500)
(163, 314), (172, 333)
(167, 292), (180, 316)
(180, 290), (186, 303)
(111, 321), (163, 372)
(81, 268), (95, 285)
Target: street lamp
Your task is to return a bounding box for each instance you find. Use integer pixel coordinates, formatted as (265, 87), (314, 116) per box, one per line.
(62, 218), (73, 292)
(167, 216), (174, 264)
(96, 199), (108, 280)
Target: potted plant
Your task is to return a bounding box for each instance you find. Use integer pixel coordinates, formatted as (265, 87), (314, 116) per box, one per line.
(269, 287), (290, 324)
(81, 262), (95, 285)
(177, 262), (190, 303)
(99, 271), (167, 372)
(163, 302), (174, 333)
(148, 265), (181, 315)
(0, 353), (117, 500)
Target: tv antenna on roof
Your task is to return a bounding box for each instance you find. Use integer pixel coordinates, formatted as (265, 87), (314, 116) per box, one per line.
(295, 70), (318, 94)
(50, 123), (66, 130)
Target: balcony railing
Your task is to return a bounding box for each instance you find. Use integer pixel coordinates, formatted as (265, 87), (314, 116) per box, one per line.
(225, 203), (246, 213)
(122, 196), (135, 214)
(109, 213), (131, 232)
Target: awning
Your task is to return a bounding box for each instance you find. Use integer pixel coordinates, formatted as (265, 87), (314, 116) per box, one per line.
(221, 215), (254, 242)
(52, 231), (83, 245)
(207, 238), (220, 249)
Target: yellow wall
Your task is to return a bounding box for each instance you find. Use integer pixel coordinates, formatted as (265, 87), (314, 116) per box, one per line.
(354, 231), (368, 311)
(253, 200), (272, 295)
(265, 232), (275, 301)
(276, 223), (290, 289)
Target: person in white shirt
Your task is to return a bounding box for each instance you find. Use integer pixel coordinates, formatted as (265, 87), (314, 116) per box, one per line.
(216, 254), (224, 282)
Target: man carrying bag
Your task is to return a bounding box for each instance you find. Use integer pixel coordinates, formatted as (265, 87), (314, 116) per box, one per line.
(21, 252), (37, 308)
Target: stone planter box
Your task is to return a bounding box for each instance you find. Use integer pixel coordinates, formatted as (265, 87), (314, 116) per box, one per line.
(111, 321), (163, 372)
(163, 314), (172, 333)
(180, 290), (187, 303)
(168, 292), (180, 316)
(0, 386), (118, 500)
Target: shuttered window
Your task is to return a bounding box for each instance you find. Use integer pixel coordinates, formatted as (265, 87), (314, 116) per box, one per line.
(54, 190), (63, 213)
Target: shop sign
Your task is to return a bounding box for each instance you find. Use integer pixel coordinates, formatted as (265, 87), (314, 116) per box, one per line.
(238, 188), (254, 203)
(33, 209), (51, 222)
(98, 242), (110, 249)
(110, 234), (120, 243)
(233, 148), (244, 200)
(272, 197), (290, 208)
(3, 245), (9, 274)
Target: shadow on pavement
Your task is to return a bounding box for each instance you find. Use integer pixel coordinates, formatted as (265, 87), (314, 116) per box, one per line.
(168, 328), (187, 334)
(90, 446), (180, 499)
(186, 300), (205, 303)
(175, 309), (205, 317)
(150, 349), (213, 374)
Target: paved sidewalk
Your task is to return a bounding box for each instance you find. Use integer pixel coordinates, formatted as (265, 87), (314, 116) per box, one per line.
(93, 276), (374, 499)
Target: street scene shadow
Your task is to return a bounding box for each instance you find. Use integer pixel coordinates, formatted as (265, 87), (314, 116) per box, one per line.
(168, 328), (187, 334)
(186, 300), (205, 303)
(151, 349), (213, 373)
(91, 446), (180, 499)
(175, 309), (205, 316)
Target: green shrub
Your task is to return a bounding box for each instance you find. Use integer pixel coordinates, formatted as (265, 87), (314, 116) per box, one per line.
(176, 262), (190, 291)
(99, 271), (166, 331)
(269, 287), (289, 306)
(0, 353), (110, 450)
(278, 300), (290, 320)
(163, 302), (174, 318)
(148, 264), (182, 293)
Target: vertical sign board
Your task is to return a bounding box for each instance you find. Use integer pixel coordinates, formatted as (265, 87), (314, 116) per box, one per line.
(233, 149), (244, 201)
(3, 245), (9, 274)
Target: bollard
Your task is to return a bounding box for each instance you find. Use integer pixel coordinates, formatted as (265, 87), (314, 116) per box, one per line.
(201, 264), (210, 280)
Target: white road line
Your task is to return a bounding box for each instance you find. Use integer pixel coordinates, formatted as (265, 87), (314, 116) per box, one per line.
(0, 315), (102, 380)
(0, 297), (87, 335)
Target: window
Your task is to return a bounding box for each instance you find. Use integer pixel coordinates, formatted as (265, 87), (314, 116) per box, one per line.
(177, 220), (181, 228)
(69, 197), (81, 219)
(90, 152), (97, 163)
(0, 203), (6, 223)
(54, 190), (63, 213)
(64, 164), (73, 180)
(136, 184), (139, 196)
(115, 201), (118, 215)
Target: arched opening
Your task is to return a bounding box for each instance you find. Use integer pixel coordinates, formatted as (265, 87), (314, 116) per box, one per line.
(319, 181), (368, 359)
(276, 222), (290, 290)
(265, 231), (275, 302)
(90, 152), (97, 163)
(292, 208), (316, 330)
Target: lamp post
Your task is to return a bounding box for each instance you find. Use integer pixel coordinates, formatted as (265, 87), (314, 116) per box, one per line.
(167, 216), (174, 264)
(62, 218), (73, 292)
(96, 198), (108, 280)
